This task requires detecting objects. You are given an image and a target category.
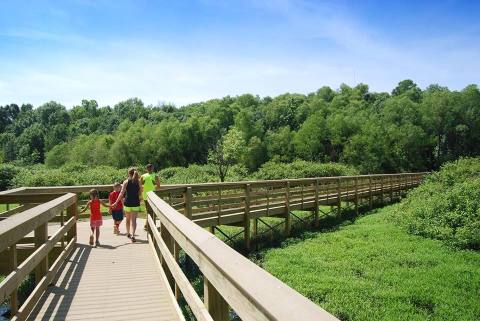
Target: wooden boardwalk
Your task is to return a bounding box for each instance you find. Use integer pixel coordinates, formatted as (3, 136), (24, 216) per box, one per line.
(26, 218), (182, 321)
(1, 173), (426, 321)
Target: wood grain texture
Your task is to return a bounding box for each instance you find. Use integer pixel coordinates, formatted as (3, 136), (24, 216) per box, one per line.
(26, 218), (182, 321)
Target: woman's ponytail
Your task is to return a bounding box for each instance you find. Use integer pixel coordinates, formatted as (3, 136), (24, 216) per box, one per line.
(133, 170), (140, 184)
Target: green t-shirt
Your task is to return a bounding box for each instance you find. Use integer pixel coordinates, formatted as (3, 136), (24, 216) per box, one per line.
(141, 172), (157, 199)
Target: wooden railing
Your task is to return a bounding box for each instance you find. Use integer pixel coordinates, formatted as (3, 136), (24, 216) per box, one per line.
(147, 191), (339, 321)
(0, 172), (427, 321)
(0, 193), (77, 321)
(0, 173), (427, 250)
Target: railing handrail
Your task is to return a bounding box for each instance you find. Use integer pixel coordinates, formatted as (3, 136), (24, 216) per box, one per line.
(0, 193), (77, 253)
(147, 191), (339, 321)
(0, 172), (429, 196)
(0, 193), (78, 320)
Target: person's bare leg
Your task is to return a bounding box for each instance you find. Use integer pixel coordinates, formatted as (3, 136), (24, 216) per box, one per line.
(89, 227), (94, 245)
(96, 227), (100, 244)
(131, 212), (138, 242)
(131, 212), (137, 235)
(125, 212), (131, 237)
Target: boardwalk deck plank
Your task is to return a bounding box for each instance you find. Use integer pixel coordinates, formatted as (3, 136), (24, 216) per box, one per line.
(26, 218), (182, 321)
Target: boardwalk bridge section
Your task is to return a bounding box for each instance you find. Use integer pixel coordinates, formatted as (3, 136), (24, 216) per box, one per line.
(0, 173), (425, 321)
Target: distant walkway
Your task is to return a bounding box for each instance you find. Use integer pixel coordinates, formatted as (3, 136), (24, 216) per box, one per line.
(27, 218), (182, 321)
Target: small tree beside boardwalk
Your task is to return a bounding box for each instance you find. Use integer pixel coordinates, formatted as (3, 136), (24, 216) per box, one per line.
(208, 128), (246, 182)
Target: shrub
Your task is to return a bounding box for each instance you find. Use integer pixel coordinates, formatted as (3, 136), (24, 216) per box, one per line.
(253, 160), (359, 180)
(159, 164), (248, 184)
(396, 157), (480, 250)
(11, 166), (76, 187)
(10, 164), (126, 187)
(0, 163), (20, 190)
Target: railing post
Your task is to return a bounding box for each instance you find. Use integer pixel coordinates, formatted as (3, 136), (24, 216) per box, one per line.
(204, 279), (229, 321)
(390, 175), (394, 201)
(146, 200), (154, 234)
(369, 176), (373, 209)
(354, 177), (359, 215)
(314, 180), (319, 227)
(34, 222), (48, 285)
(284, 181), (291, 236)
(10, 244), (18, 316)
(337, 177), (341, 217)
(60, 209), (65, 248)
(173, 241), (180, 301)
(67, 201), (77, 241)
(244, 184), (251, 251)
(380, 176), (384, 203)
(161, 224), (176, 291)
(184, 187), (193, 220)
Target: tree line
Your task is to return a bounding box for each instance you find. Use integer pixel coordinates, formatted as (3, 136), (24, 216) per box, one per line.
(1, 80), (479, 174)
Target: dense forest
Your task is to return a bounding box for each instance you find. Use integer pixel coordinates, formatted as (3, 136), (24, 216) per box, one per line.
(1, 80), (479, 174)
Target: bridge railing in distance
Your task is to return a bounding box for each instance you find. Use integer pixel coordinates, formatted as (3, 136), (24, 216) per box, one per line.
(146, 191), (340, 321)
(155, 172), (427, 249)
(0, 193), (77, 321)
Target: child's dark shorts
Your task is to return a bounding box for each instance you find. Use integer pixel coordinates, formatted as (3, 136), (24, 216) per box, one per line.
(111, 209), (124, 221)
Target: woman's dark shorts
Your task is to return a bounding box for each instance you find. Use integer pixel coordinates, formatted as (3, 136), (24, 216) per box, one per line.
(111, 209), (124, 222)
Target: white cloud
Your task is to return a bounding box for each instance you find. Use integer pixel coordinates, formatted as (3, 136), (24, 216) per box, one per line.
(0, 0), (478, 108)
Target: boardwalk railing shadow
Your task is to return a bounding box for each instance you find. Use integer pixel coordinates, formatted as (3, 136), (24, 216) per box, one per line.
(27, 245), (91, 321)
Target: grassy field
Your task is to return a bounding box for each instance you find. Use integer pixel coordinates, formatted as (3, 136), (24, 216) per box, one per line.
(258, 206), (480, 321)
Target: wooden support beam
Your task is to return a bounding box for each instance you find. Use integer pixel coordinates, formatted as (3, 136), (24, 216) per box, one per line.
(244, 184), (251, 251)
(380, 177), (384, 203)
(185, 187), (193, 220)
(173, 241), (180, 301)
(390, 176), (394, 201)
(60, 210), (65, 248)
(66, 203), (77, 241)
(10, 244), (18, 315)
(34, 223), (48, 285)
(160, 224), (175, 291)
(314, 180), (319, 227)
(204, 278), (229, 321)
(369, 176), (373, 209)
(336, 178), (341, 217)
(284, 181), (291, 236)
(354, 177), (359, 215)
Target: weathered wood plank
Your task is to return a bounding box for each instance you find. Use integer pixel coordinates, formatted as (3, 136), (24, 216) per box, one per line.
(0, 194), (76, 253)
(148, 192), (339, 321)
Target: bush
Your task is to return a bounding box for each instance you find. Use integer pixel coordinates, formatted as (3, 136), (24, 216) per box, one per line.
(396, 157), (480, 250)
(0, 164), (20, 191)
(159, 164), (248, 184)
(253, 160), (359, 180)
(5, 160), (356, 189)
(10, 164), (126, 187)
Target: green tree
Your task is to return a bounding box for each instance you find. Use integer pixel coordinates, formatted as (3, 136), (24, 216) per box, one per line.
(208, 128), (246, 181)
(265, 126), (294, 162)
(294, 111), (329, 161)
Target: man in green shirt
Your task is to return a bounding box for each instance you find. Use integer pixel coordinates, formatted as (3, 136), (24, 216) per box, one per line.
(141, 164), (161, 229)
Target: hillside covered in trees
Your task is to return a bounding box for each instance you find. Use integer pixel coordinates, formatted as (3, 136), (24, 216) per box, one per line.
(1, 80), (479, 174)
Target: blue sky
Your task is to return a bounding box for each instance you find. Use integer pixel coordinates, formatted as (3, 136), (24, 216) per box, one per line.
(0, 0), (479, 107)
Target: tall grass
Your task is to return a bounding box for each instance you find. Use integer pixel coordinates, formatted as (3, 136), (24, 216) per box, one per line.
(260, 207), (480, 321)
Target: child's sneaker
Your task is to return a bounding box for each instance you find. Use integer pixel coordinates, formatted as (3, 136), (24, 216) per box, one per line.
(131, 236), (136, 243)
(95, 240), (100, 247)
(89, 235), (94, 245)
